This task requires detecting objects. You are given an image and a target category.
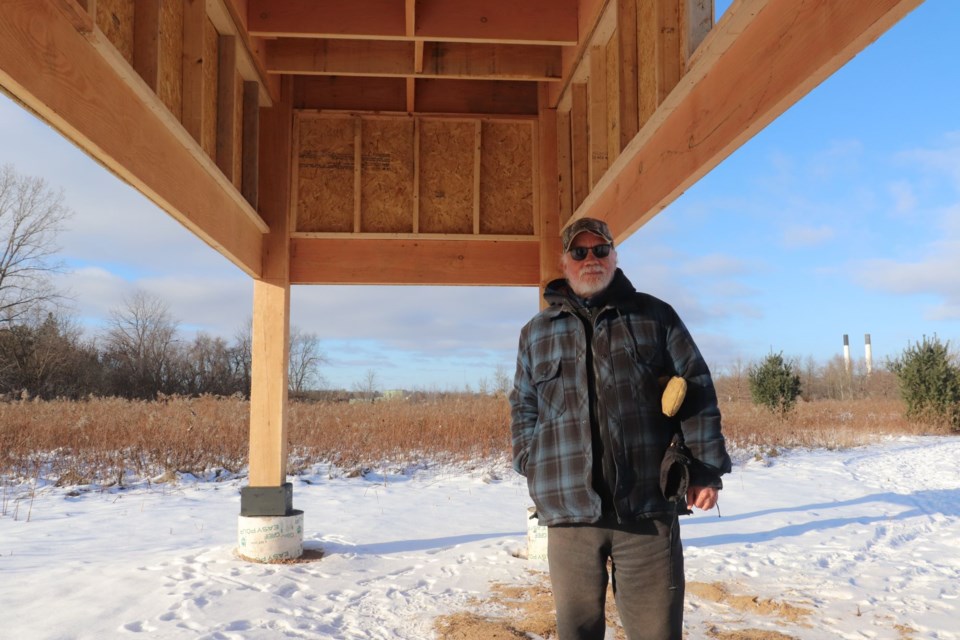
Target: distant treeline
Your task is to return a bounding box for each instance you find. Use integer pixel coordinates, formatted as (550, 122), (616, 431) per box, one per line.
(0, 309), (252, 400)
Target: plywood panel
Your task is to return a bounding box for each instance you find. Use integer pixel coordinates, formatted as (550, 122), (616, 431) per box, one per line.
(294, 75), (407, 112)
(418, 119), (475, 234)
(480, 121), (534, 235)
(361, 118), (415, 233)
(296, 116), (356, 232)
(96, 0), (135, 64)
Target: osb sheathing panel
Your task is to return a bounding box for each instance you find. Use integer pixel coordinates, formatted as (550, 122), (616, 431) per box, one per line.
(295, 114), (535, 236)
(297, 117), (356, 232)
(96, 0), (135, 65)
(201, 18), (219, 160)
(158, 0), (184, 120)
(361, 119), (415, 233)
(419, 120), (475, 234)
(480, 121), (534, 235)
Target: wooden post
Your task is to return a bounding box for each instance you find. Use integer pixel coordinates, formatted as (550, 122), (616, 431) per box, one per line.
(239, 76), (300, 561)
(244, 76), (293, 500)
(538, 86), (562, 310)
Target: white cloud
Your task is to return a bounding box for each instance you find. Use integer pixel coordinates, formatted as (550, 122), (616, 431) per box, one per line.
(888, 180), (918, 215)
(782, 224), (836, 248)
(680, 254), (750, 277)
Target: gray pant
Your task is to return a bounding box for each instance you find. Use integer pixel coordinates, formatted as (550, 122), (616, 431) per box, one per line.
(547, 516), (684, 640)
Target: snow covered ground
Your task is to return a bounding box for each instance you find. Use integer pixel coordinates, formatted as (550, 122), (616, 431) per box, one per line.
(2, 436), (959, 639)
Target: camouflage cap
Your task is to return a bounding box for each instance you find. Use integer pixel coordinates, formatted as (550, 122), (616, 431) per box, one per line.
(561, 217), (614, 252)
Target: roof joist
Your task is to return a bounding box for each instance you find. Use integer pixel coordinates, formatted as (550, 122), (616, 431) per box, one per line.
(248, 0), (579, 45)
(265, 39), (563, 82)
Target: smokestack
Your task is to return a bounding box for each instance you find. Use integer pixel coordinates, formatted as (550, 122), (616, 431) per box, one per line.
(865, 334), (873, 375)
(843, 334), (851, 374)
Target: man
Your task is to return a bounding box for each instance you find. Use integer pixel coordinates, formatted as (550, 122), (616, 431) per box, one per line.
(509, 217), (732, 640)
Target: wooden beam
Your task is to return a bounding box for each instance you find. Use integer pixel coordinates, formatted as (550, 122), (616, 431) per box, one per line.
(249, 0), (578, 44)
(416, 0), (578, 45)
(248, 78), (293, 488)
(52, 0), (95, 33)
(422, 42), (562, 82)
(578, 0), (924, 242)
(265, 39), (562, 82)
(265, 39), (414, 76)
(294, 76), (407, 112)
(248, 0), (407, 39)
(416, 79), (539, 115)
(0, 0), (264, 276)
(289, 238), (541, 285)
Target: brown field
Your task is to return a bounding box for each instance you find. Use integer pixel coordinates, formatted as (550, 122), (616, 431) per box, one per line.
(1, 393), (943, 638)
(0, 393), (943, 486)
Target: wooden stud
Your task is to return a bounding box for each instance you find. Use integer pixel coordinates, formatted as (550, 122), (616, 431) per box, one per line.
(354, 117), (362, 232)
(588, 45), (608, 187)
(618, 0), (639, 148)
(406, 77), (416, 112)
(557, 109), (573, 225)
(658, 0), (682, 102)
(473, 121), (482, 234)
(680, 0), (713, 71)
(217, 35), (239, 183)
(570, 82), (589, 209)
(241, 80), (260, 208)
(606, 32), (621, 164)
(412, 117), (421, 233)
(182, 0), (207, 146)
(134, 0), (162, 90)
(638, 0), (657, 126)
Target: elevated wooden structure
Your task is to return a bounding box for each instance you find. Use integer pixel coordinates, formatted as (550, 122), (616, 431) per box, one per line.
(0, 0), (922, 555)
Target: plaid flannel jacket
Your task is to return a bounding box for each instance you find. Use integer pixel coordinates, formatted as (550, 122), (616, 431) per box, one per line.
(510, 270), (732, 526)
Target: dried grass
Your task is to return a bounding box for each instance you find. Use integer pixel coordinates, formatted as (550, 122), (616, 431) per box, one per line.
(0, 393), (944, 489)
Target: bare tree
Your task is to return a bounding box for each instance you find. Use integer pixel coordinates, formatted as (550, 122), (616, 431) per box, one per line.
(494, 363), (512, 396)
(352, 368), (380, 403)
(101, 290), (180, 398)
(231, 321), (253, 396)
(0, 165), (72, 324)
(288, 326), (327, 395)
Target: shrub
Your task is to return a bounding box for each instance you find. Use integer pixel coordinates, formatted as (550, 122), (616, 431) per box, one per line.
(748, 352), (802, 419)
(888, 335), (960, 430)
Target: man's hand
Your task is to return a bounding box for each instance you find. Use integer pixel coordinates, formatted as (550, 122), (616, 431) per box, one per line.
(686, 486), (718, 511)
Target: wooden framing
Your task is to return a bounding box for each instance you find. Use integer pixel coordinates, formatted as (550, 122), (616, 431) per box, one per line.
(0, 0), (926, 523)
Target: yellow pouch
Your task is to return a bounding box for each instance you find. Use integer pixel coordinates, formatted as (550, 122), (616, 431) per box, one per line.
(661, 376), (687, 417)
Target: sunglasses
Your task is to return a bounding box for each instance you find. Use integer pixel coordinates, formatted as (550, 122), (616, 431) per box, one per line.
(568, 243), (613, 261)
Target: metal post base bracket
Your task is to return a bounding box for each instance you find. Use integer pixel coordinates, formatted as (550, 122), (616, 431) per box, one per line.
(240, 482), (294, 517)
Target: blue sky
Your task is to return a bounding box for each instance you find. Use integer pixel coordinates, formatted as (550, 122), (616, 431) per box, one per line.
(1, 0), (957, 391)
